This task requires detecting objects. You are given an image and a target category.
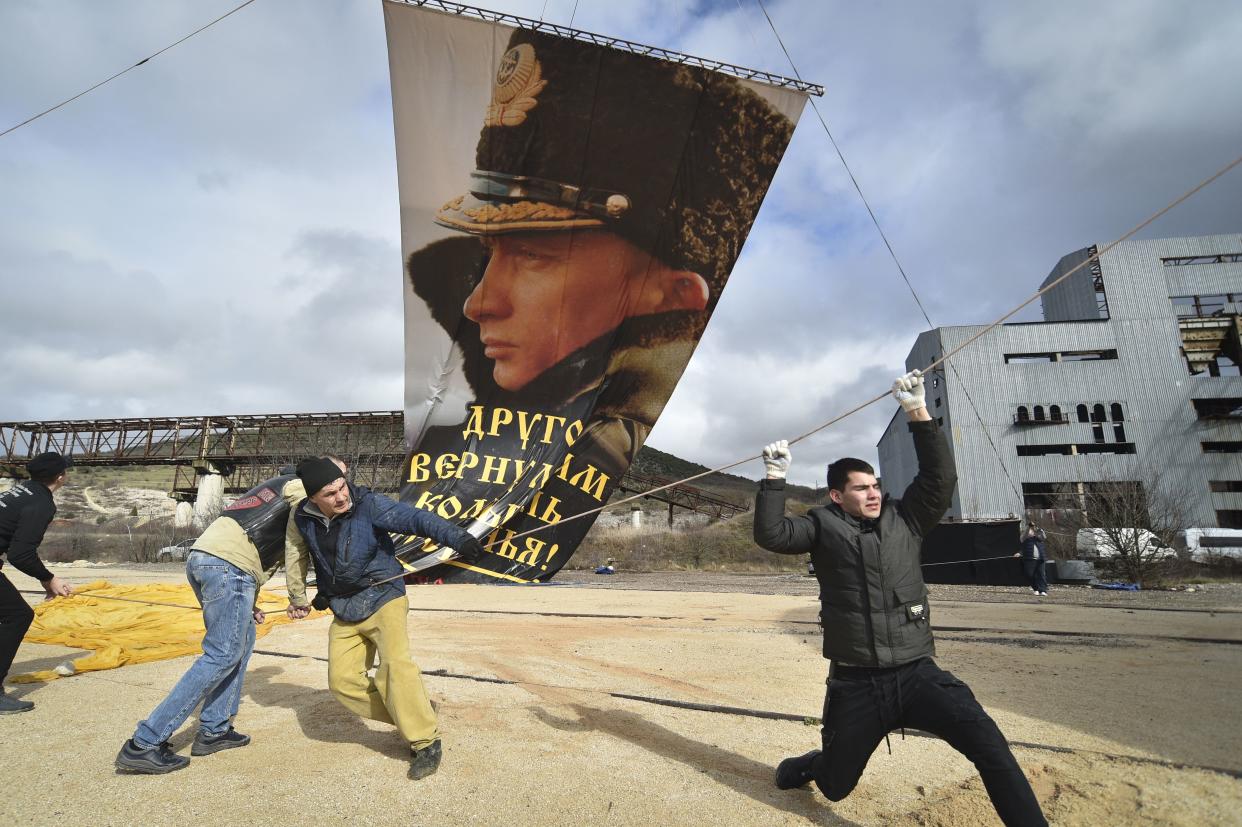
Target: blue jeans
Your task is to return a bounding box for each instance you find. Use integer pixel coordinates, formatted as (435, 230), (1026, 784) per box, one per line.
(1023, 559), (1048, 593)
(132, 551), (257, 748)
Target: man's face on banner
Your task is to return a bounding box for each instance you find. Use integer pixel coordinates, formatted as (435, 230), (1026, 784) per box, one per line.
(463, 230), (708, 392)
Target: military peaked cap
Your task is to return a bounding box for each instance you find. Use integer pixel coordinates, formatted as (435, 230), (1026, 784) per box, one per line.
(435, 28), (795, 299)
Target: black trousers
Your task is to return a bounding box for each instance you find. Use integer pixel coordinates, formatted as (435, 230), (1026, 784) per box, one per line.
(0, 572), (36, 685)
(812, 657), (1046, 827)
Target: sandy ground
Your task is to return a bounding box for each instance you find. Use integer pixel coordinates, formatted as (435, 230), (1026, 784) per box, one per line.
(2, 565), (1240, 826)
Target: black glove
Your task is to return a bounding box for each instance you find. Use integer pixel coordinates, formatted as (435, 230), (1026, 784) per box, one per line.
(311, 592), (331, 611)
(457, 534), (484, 559)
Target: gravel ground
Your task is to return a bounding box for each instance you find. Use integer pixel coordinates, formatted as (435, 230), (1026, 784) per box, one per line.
(1, 563), (1238, 826)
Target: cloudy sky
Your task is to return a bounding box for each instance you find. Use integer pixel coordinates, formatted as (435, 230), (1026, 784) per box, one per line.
(2, 0), (1240, 486)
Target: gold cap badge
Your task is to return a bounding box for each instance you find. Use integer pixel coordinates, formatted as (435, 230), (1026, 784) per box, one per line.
(485, 43), (548, 128)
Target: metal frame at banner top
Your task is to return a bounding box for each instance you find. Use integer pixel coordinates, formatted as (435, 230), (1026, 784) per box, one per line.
(385, 0), (824, 96)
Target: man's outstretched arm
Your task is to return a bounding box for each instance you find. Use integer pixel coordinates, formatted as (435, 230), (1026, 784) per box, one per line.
(369, 493), (483, 557)
(892, 370), (956, 538)
(753, 439), (818, 554)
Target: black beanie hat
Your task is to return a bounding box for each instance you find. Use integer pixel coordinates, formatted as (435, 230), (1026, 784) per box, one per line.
(297, 457), (344, 497)
(27, 452), (71, 480)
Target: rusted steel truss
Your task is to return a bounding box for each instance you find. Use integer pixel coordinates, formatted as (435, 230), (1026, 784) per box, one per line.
(617, 469), (749, 522)
(0, 411), (409, 495)
(1, 412), (744, 519)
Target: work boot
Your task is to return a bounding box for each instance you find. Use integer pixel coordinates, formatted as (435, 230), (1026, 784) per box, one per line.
(0, 690), (34, 714)
(191, 727), (251, 756)
(115, 739), (190, 774)
(409, 739), (443, 780)
(775, 749), (821, 790)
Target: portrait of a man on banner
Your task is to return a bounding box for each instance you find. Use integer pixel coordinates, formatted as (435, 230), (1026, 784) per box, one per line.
(386, 13), (804, 582)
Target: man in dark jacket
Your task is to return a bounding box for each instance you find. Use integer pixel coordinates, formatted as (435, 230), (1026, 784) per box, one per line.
(1015, 524), (1049, 596)
(0, 452), (75, 714)
(285, 457), (482, 780)
(753, 371), (1046, 826)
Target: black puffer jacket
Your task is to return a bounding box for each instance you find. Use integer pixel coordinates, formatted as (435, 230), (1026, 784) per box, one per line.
(0, 480), (57, 582)
(754, 420), (955, 667)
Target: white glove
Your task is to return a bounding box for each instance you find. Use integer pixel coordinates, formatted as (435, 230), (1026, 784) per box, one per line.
(762, 440), (791, 479)
(892, 369), (926, 412)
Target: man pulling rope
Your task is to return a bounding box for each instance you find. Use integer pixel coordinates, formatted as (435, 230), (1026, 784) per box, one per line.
(753, 370), (1047, 827)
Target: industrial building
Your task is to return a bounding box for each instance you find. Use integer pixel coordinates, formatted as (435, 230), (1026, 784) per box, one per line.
(878, 233), (1242, 528)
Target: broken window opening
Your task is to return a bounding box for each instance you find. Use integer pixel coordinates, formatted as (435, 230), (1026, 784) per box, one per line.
(1162, 254), (1242, 267)
(1192, 398), (1242, 420)
(1060, 349), (1119, 362)
(1017, 444), (1073, 457)
(1216, 510), (1242, 529)
(1076, 442), (1136, 455)
(1005, 353), (1056, 364)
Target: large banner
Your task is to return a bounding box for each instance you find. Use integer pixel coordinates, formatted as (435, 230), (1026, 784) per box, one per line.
(384, 1), (806, 582)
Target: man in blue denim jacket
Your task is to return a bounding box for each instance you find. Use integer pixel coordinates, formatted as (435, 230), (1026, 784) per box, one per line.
(285, 457), (482, 780)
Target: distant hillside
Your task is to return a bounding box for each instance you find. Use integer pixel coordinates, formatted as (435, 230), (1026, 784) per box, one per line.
(629, 444), (821, 505)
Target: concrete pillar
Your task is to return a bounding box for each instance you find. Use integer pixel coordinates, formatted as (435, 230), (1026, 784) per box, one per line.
(174, 501), (195, 529)
(630, 505), (642, 530)
(192, 472), (225, 529)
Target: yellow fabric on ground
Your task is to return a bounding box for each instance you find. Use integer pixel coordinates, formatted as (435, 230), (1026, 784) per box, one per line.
(11, 579), (323, 683)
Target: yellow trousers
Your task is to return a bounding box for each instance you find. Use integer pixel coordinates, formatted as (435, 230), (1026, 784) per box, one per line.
(327, 594), (439, 749)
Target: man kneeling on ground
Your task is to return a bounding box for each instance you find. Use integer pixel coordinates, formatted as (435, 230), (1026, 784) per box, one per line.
(753, 370), (1047, 827)
(285, 457), (482, 780)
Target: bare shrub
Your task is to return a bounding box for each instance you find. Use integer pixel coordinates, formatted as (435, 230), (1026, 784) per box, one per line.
(39, 523), (97, 562)
(1049, 466), (1188, 588)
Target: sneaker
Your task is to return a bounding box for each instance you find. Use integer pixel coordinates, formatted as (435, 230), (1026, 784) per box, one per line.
(191, 727), (251, 756)
(775, 749), (820, 790)
(0, 691), (34, 714)
(409, 739), (442, 780)
(115, 739), (190, 774)
(1039, 591), (1050, 596)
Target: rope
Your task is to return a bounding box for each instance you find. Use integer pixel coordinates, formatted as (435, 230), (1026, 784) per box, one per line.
(0, 0), (260, 139)
(19, 601), (1238, 778)
(17, 586), (281, 610)
(244, 646), (1242, 778)
(508, 149), (1242, 542)
(920, 554), (1014, 567)
(17, 549), (1029, 613)
(751, 0), (1050, 508)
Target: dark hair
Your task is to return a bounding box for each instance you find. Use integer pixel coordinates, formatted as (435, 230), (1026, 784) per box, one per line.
(827, 458), (875, 492)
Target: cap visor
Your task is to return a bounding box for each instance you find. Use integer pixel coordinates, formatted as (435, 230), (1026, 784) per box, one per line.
(435, 193), (604, 235)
